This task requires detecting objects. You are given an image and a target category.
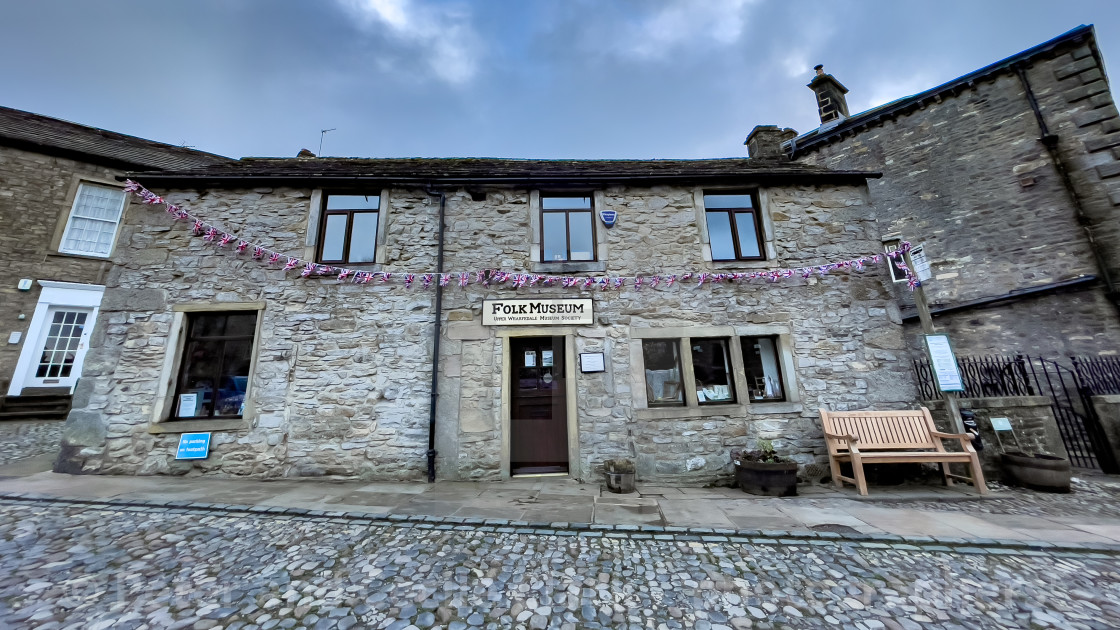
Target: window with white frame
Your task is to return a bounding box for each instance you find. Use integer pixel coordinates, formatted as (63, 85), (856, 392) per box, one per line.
(59, 183), (127, 257)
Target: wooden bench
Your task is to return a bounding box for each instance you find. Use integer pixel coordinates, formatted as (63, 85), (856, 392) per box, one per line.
(819, 407), (987, 496)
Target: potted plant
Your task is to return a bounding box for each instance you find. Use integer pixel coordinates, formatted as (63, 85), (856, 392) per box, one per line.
(604, 458), (636, 494)
(1000, 451), (1072, 493)
(731, 440), (798, 497)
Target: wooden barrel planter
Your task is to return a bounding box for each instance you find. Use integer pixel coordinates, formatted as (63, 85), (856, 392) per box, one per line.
(1000, 452), (1071, 493)
(735, 460), (798, 497)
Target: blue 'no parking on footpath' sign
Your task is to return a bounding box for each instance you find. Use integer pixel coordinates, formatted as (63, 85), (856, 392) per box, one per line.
(176, 432), (211, 460)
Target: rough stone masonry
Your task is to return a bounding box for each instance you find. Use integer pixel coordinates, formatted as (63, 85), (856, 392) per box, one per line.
(58, 171), (918, 484)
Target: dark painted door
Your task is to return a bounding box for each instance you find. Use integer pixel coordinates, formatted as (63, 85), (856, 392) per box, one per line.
(510, 336), (568, 474)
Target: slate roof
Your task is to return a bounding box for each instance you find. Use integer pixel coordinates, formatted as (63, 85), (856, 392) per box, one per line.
(129, 156), (880, 188)
(0, 105), (231, 171)
(787, 25), (1097, 157)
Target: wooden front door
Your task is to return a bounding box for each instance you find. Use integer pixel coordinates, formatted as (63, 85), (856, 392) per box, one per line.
(510, 336), (568, 475)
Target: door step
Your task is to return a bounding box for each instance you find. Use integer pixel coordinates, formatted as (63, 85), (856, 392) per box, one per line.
(0, 394), (72, 421)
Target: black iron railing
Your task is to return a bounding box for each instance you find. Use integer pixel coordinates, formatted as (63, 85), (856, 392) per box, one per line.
(912, 353), (1119, 472)
(1072, 356), (1120, 395)
(912, 354), (1035, 400)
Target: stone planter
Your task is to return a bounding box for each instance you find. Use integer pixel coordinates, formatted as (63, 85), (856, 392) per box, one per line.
(735, 461), (798, 497)
(1000, 452), (1071, 493)
(606, 471), (636, 494)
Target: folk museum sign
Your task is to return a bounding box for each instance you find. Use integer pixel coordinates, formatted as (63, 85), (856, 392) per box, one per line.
(482, 299), (593, 326)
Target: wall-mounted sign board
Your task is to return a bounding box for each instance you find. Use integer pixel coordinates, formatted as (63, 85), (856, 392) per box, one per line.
(579, 352), (605, 373)
(924, 334), (964, 392)
(482, 299), (593, 326)
(909, 244), (932, 282)
(990, 417), (1013, 431)
(175, 432), (212, 460)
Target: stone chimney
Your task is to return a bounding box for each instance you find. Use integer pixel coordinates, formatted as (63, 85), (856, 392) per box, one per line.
(297, 148), (317, 158)
(807, 64), (849, 124)
(745, 125), (798, 159)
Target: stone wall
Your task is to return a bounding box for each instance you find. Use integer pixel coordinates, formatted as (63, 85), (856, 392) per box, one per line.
(926, 396), (1066, 480)
(1091, 394), (1120, 471)
(61, 181), (918, 484)
(59, 187), (439, 479)
(0, 146), (121, 391)
(794, 35), (1120, 358)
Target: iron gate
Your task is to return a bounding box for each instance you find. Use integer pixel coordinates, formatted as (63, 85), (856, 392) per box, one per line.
(913, 354), (1119, 473)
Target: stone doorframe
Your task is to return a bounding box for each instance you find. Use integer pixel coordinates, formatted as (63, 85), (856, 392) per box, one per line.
(7, 280), (105, 397)
(497, 327), (581, 481)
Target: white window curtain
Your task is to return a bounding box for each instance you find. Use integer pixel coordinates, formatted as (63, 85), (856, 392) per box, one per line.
(60, 183), (127, 257)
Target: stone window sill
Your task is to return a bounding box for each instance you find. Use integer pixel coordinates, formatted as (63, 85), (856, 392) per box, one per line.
(48, 251), (113, 262)
(745, 401), (803, 414)
(709, 260), (773, 270)
(530, 261), (607, 274)
(635, 404), (746, 421)
(148, 419), (250, 434)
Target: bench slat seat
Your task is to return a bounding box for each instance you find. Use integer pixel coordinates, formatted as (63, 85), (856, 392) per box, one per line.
(820, 407), (987, 496)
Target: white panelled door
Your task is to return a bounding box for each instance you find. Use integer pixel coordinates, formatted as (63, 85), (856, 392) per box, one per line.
(25, 307), (93, 389)
(8, 281), (105, 396)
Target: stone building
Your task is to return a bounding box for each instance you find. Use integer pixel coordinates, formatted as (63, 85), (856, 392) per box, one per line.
(57, 145), (919, 483)
(0, 106), (228, 420)
(786, 25), (1120, 357)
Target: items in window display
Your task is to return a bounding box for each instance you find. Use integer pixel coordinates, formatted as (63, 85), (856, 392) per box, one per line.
(123, 181), (921, 290)
(742, 336), (786, 402)
(171, 312), (257, 420)
(691, 339), (735, 404)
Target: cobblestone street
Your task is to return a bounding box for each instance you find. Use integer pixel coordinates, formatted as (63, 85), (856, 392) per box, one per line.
(1, 499), (1118, 630)
(0, 420), (61, 466)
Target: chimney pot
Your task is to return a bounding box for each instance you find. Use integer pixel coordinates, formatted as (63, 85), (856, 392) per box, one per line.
(745, 125), (798, 159)
(807, 65), (850, 125)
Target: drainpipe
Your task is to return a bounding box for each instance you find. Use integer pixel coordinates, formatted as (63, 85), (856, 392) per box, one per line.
(1015, 65), (1119, 315)
(425, 189), (447, 482)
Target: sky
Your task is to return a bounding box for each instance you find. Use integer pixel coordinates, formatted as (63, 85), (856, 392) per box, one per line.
(3, 1), (1120, 161)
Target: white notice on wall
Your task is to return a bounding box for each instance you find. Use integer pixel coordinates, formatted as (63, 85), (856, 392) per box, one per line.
(524, 351), (536, 367)
(177, 393), (199, 418)
(579, 352), (605, 373)
(541, 350), (554, 367)
(925, 334), (965, 392)
(909, 244), (932, 282)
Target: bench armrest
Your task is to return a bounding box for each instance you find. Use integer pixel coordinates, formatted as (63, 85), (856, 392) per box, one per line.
(930, 431), (970, 440)
(930, 430), (977, 453)
(823, 431), (861, 454)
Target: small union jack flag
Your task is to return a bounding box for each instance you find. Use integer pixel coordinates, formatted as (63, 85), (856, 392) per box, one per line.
(459, 272), (470, 287)
(268, 252), (281, 265)
(284, 257), (300, 270)
(193, 220), (204, 235)
(236, 240), (250, 253)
